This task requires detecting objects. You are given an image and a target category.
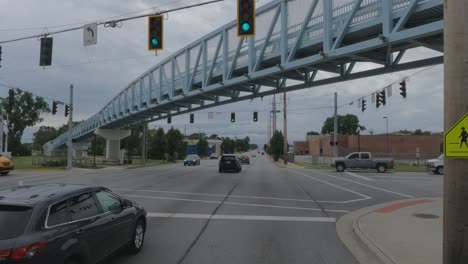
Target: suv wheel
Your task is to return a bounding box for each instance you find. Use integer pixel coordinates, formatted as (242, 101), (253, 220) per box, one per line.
(0, 172), (9, 176)
(376, 164), (387, 173)
(435, 166), (443, 175)
(129, 220), (145, 254)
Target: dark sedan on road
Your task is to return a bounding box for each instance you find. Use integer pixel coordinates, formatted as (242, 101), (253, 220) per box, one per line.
(184, 154), (200, 166)
(219, 154), (242, 173)
(0, 184), (147, 264)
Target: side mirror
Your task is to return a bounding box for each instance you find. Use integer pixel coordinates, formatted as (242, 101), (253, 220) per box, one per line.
(123, 199), (133, 208)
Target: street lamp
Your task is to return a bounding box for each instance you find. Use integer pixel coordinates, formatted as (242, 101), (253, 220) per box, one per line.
(383, 116), (389, 154)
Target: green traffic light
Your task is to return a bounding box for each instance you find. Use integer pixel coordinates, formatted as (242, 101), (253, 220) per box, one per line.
(241, 22), (250, 32)
(151, 38), (159, 46)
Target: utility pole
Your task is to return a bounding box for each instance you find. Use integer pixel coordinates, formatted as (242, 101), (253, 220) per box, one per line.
(273, 94), (277, 133)
(283, 91), (288, 164)
(67, 84), (73, 170)
(333, 92), (338, 158)
(443, 1), (468, 263)
(383, 116), (389, 154)
(141, 124), (146, 166)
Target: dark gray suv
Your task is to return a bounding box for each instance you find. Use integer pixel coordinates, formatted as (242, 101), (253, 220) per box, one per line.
(0, 184), (147, 264)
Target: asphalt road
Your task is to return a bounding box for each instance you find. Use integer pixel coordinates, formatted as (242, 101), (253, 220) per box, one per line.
(0, 155), (442, 264)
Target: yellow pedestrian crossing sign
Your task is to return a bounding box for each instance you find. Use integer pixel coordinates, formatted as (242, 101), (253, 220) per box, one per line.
(444, 113), (468, 158)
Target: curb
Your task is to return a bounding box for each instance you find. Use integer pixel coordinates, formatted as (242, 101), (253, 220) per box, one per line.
(337, 198), (435, 264)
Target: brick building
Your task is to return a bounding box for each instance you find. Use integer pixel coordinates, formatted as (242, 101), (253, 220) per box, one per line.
(293, 141), (309, 154)
(308, 134), (443, 159)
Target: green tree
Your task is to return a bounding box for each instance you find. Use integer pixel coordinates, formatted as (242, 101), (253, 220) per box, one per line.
(412, 129), (431, 135)
(56, 121), (83, 135)
(269, 131), (284, 161)
(188, 133), (206, 140)
(249, 144), (258, 150)
(209, 134), (219, 140)
(148, 128), (167, 159)
(321, 114), (361, 135)
(166, 127), (185, 161)
(1, 88), (50, 156)
(197, 137), (209, 157)
(89, 135), (105, 156)
(32, 126), (58, 151)
(307, 131), (320, 135)
(222, 137), (235, 154)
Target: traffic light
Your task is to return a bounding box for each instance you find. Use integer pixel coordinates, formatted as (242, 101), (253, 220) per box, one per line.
(376, 90), (386, 108)
(399, 80), (407, 98)
(148, 15), (163, 50)
(361, 98), (366, 112)
(39, 37), (53, 66)
(190, 113), (194, 123)
(64, 104), (69, 117)
(253, 111), (258, 122)
(8, 89), (14, 106)
(237, 0), (256, 36)
(231, 112), (236, 123)
(51, 101), (58, 115)
(0, 46), (3, 68)
(167, 116), (171, 124)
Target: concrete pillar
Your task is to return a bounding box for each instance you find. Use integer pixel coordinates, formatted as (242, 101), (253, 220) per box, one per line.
(94, 129), (131, 162)
(72, 142), (90, 158)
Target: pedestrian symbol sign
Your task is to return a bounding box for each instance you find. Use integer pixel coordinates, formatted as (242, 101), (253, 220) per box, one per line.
(444, 113), (468, 158)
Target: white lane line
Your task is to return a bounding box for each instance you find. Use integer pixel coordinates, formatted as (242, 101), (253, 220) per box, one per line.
(344, 172), (375, 181)
(0, 173), (65, 182)
(287, 170), (371, 203)
(113, 188), (322, 203)
(147, 213), (336, 222)
(301, 169), (414, 199)
(124, 194), (349, 213)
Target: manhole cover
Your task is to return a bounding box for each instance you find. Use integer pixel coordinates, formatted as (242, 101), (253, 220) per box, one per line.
(413, 213), (439, 219)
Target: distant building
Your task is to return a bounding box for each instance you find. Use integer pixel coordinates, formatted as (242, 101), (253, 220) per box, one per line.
(185, 139), (222, 156)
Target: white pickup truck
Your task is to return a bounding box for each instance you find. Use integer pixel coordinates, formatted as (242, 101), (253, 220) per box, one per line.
(426, 154), (444, 174)
(331, 152), (394, 173)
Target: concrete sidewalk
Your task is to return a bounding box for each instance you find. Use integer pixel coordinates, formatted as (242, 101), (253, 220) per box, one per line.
(338, 197), (442, 264)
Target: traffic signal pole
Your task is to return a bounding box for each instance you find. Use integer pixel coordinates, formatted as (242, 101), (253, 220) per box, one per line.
(333, 92), (338, 158)
(443, 1), (468, 263)
(283, 91), (287, 164)
(67, 84), (73, 170)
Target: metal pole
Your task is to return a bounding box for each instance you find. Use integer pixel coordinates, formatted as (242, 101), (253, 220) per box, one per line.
(273, 94), (277, 133)
(333, 92), (338, 158)
(283, 91), (287, 164)
(93, 134), (96, 167)
(386, 118), (389, 154)
(141, 124), (146, 166)
(444, 0), (468, 263)
(358, 130), (361, 152)
(67, 84), (73, 170)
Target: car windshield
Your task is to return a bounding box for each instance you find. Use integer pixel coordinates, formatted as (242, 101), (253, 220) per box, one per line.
(0, 205), (33, 239)
(3, 0), (452, 263)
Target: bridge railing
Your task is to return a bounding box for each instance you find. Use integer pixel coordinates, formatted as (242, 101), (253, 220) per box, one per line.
(50, 0), (432, 148)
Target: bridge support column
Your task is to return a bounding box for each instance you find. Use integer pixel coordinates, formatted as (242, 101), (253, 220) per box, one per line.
(72, 142), (90, 159)
(94, 129), (131, 161)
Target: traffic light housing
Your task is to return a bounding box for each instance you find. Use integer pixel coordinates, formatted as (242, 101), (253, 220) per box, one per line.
(361, 99), (366, 112)
(8, 89), (14, 106)
(64, 104), (69, 117)
(39, 37), (53, 66)
(190, 113), (194, 123)
(0, 46), (3, 68)
(231, 112), (236, 123)
(376, 90), (386, 108)
(253, 111), (258, 122)
(148, 15), (163, 50)
(399, 80), (407, 98)
(52, 101), (58, 115)
(167, 116), (171, 124)
(237, 0), (256, 36)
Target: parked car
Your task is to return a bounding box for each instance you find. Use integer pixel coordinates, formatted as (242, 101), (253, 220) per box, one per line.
(239, 155), (250, 164)
(0, 155), (14, 176)
(331, 152), (394, 173)
(209, 153), (219, 160)
(219, 154), (242, 173)
(251, 153), (256, 157)
(0, 184), (147, 264)
(426, 154), (444, 174)
(184, 154), (200, 166)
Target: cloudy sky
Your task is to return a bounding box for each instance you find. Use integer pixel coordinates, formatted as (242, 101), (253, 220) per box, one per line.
(0, 0), (443, 146)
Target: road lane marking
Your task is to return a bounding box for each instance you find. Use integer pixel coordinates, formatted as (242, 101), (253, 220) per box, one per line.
(114, 188), (329, 203)
(287, 170), (371, 203)
(344, 172), (374, 181)
(297, 169), (414, 199)
(146, 213), (336, 222)
(124, 194), (349, 213)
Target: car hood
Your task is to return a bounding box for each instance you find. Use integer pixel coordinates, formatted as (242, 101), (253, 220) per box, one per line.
(426, 159), (440, 163)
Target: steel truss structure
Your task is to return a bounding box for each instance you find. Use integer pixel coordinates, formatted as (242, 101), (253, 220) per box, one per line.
(49, 0), (443, 148)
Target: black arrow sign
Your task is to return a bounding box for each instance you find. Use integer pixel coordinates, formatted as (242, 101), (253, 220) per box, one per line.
(87, 27), (94, 38)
